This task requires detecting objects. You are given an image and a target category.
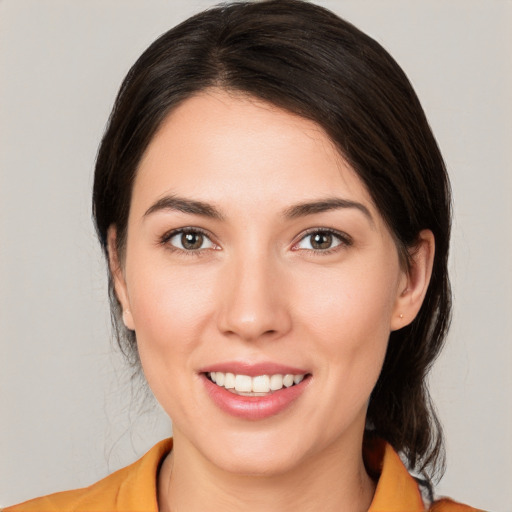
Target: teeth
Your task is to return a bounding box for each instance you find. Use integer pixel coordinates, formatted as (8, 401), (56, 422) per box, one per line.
(252, 375), (270, 393)
(224, 372), (235, 389)
(283, 374), (294, 387)
(294, 374), (304, 385)
(215, 372), (225, 387)
(235, 374), (252, 393)
(269, 374), (283, 390)
(207, 371), (306, 394)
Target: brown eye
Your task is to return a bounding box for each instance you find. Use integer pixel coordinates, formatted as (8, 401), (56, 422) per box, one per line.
(167, 230), (215, 251)
(182, 232), (203, 250)
(311, 232), (333, 250)
(294, 229), (350, 252)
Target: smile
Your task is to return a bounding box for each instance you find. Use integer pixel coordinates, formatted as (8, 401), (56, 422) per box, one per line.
(207, 372), (306, 396)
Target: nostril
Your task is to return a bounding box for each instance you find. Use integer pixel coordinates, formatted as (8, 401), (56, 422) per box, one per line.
(215, 278), (293, 341)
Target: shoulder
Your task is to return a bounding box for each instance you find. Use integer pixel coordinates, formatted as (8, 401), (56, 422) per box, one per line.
(430, 497), (486, 512)
(364, 437), (485, 512)
(2, 439), (172, 512)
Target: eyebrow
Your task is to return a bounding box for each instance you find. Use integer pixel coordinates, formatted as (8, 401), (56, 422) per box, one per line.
(144, 195), (225, 220)
(144, 195), (373, 225)
(283, 198), (374, 224)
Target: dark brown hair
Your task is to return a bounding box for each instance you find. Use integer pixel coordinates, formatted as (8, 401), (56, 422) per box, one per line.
(93, 0), (451, 485)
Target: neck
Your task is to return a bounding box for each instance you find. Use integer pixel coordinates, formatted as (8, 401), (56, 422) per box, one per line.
(158, 432), (376, 512)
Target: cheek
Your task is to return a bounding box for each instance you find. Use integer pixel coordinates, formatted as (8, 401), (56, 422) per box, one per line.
(299, 259), (397, 333)
(125, 258), (217, 361)
(295, 258), (399, 376)
(124, 259), (220, 419)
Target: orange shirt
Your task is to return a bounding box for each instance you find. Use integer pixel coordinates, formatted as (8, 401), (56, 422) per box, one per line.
(3, 438), (481, 511)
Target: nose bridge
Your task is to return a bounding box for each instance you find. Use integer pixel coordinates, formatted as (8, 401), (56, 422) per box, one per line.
(217, 245), (291, 341)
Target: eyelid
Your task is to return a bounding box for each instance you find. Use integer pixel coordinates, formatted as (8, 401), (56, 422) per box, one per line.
(159, 226), (351, 254)
(160, 226), (220, 252)
(291, 227), (353, 252)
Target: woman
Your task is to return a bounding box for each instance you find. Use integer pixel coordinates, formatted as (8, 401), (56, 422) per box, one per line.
(3, 1), (483, 510)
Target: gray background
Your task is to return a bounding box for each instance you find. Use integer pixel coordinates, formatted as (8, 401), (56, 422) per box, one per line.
(0, 1), (510, 510)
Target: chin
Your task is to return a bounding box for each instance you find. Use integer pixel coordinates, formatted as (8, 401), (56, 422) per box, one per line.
(201, 429), (307, 478)
(215, 450), (302, 478)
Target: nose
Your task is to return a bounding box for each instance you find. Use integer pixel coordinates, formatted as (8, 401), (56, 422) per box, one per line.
(216, 253), (292, 342)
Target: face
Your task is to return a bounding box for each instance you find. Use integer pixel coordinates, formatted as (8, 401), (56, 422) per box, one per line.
(112, 90), (418, 477)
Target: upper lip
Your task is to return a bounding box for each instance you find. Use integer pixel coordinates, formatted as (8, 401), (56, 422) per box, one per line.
(199, 361), (309, 377)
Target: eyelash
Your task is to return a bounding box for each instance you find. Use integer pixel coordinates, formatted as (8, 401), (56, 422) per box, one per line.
(160, 227), (218, 256)
(292, 228), (353, 255)
(159, 227), (352, 256)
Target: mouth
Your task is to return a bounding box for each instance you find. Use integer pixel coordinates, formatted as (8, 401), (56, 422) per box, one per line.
(206, 371), (308, 396)
(200, 362), (311, 419)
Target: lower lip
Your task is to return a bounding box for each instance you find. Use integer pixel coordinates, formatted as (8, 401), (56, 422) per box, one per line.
(202, 374), (310, 420)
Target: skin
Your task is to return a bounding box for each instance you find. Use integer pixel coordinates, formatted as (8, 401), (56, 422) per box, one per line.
(109, 89), (434, 512)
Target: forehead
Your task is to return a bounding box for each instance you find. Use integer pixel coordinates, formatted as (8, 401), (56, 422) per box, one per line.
(133, 89), (377, 218)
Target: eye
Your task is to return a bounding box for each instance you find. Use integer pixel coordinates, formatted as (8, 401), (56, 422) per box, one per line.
(165, 229), (216, 251)
(294, 229), (351, 252)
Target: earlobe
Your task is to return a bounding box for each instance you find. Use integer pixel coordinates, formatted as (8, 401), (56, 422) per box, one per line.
(107, 226), (135, 331)
(122, 309), (134, 331)
(391, 230), (435, 331)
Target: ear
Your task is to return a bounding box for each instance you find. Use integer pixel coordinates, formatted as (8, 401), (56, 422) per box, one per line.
(107, 226), (135, 331)
(391, 229), (435, 331)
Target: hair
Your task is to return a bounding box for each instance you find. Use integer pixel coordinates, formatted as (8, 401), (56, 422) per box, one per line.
(93, 0), (451, 487)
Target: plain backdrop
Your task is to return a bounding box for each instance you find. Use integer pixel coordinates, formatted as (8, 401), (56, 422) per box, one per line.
(0, 1), (510, 510)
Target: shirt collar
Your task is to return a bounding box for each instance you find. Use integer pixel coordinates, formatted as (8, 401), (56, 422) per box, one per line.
(117, 437), (424, 512)
(365, 437), (425, 511)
